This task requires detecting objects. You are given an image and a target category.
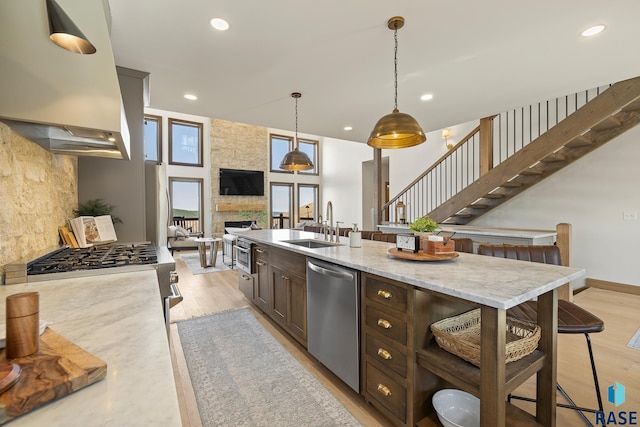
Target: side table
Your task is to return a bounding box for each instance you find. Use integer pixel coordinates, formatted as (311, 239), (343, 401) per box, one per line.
(194, 237), (223, 268)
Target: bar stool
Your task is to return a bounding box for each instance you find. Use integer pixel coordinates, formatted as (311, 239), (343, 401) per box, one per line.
(477, 244), (604, 426)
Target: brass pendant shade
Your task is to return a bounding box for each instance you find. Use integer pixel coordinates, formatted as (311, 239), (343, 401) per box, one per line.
(46, 0), (97, 54)
(279, 149), (314, 171)
(368, 109), (426, 149)
(367, 16), (425, 149)
(279, 92), (314, 171)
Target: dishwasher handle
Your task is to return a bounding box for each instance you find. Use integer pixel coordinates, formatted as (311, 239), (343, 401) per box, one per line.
(307, 261), (354, 281)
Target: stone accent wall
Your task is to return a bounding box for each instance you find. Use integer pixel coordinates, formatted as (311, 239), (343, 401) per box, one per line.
(0, 122), (77, 283)
(210, 119), (268, 236)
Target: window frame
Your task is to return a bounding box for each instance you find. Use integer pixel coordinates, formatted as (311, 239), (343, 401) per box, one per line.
(269, 133), (294, 174)
(143, 114), (162, 162)
(297, 184), (319, 223)
(296, 138), (319, 175)
(168, 118), (204, 167)
(168, 177), (204, 233)
(269, 182), (294, 229)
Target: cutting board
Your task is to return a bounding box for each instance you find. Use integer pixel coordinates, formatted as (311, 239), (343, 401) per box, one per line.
(0, 328), (107, 424)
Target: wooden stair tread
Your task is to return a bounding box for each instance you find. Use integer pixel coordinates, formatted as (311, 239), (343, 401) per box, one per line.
(622, 97), (640, 112)
(519, 167), (544, 176)
(483, 193), (506, 199)
(565, 134), (593, 148)
(501, 181), (524, 188)
(591, 115), (621, 131)
(541, 152), (566, 163)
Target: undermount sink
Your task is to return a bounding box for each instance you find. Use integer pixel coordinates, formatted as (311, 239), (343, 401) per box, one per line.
(283, 239), (342, 249)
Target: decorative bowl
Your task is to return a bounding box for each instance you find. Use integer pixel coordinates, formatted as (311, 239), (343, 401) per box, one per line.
(432, 389), (480, 427)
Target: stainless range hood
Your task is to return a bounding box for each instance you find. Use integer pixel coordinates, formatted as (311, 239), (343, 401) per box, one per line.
(0, 0), (130, 160)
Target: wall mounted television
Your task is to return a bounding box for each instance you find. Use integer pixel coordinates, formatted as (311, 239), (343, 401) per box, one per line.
(219, 168), (264, 196)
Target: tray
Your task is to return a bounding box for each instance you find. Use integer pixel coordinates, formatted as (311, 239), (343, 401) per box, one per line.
(0, 328), (107, 424)
(387, 248), (459, 261)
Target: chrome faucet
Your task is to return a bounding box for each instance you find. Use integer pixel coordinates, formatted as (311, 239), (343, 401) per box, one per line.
(325, 201), (333, 242)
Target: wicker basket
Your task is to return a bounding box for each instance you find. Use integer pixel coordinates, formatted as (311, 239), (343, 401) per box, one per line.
(430, 308), (540, 367)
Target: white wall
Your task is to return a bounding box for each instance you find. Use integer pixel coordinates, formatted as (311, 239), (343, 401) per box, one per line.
(321, 137), (372, 228)
(470, 125), (640, 288)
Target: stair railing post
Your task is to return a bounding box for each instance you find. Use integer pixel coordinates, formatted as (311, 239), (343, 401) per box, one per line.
(480, 116), (494, 176)
(556, 223), (573, 301)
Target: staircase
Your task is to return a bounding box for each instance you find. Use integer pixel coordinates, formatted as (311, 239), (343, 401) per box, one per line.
(384, 76), (640, 225)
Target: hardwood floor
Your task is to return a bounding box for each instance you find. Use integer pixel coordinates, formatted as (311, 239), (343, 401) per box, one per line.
(169, 251), (640, 426)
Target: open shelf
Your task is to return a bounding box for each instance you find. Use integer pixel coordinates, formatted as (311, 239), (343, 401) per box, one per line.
(417, 402), (544, 427)
(416, 342), (546, 397)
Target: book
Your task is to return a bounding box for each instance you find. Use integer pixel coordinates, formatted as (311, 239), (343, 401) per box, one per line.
(68, 215), (118, 248)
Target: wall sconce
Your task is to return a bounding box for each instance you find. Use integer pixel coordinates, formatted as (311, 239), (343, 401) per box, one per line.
(442, 129), (453, 150)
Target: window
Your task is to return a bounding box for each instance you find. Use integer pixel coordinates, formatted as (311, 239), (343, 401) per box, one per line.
(270, 134), (293, 173)
(297, 139), (319, 175)
(298, 184), (319, 222)
(270, 182), (293, 229)
(143, 115), (161, 162)
(169, 178), (203, 234)
(169, 118), (203, 166)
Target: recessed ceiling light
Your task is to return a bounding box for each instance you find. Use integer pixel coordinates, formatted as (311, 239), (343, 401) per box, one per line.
(344, 126), (353, 131)
(184, 94), (198, 101)
(420, 94), (434, 101)
(581, 25), (606, 37)
(210, 18), (229, 31)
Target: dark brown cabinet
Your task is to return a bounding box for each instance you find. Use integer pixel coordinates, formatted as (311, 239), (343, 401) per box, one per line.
(253, 244), (270, 312)
(238, 271), (255, 300)
(241, 243), (307, 347)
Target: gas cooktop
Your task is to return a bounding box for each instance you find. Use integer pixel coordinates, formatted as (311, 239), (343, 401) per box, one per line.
(27, 243), (158, 275)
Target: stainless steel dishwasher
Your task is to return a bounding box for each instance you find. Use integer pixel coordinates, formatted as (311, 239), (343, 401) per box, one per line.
(306, 258), (360, 392)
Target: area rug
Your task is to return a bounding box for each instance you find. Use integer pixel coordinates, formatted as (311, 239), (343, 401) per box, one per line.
(180, 252), (232, 274)
(176, 308), (362, 427)
(628, 327), (640, 350)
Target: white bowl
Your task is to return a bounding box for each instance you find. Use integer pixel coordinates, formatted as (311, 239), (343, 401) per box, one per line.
(432, 389), (480, 427)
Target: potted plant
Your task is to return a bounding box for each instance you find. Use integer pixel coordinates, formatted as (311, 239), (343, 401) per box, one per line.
(409, 215), (438, 233)
(409, 215), (438, 251)
(74, 199), (123, 224)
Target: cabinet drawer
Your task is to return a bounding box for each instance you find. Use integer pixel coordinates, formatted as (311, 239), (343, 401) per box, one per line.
(364, 361), (407, 423)
(365, 333), (407, 378)
(238, 271), (255, 300)
(254, 245), (269, 263)
(365, 275), (407, 312)
(270, 247), (306, 277)
(365, 306), (407, 346)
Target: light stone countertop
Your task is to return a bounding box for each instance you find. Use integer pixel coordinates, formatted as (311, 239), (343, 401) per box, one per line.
(0, 269), (181, 427)
(377, 223), (557, 239)
(237, 229), (585, 310)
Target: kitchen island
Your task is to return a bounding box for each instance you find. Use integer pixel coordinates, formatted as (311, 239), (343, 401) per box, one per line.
(0, 270), (181, 426)
(236, 229), (585, 427)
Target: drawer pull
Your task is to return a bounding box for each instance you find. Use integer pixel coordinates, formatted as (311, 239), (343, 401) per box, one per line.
(377, 348), (392, 360)
(377, 318), (392, 329)
(282, 275), (290, 281)
(377, 289), (393, 299)
(255, 248), (265, 253)
(256, 261), (267, 266)
(241, 275), (251, 281)
(377, 384), (392, 397)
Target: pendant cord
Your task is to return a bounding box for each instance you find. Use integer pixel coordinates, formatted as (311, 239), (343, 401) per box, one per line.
(295, 96), (298, 149)
(394, 23), (398, 111)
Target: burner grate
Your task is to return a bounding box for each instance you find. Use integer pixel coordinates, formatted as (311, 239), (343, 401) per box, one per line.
(28, 243), (158, 275)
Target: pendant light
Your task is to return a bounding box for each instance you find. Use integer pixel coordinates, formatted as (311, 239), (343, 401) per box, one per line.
(46, 0), (97, 54)
(368, 16), (425, 149)
(279, 92), (314, 171)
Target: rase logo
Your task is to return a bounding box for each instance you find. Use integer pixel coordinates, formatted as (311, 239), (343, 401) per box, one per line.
(596, 382), (637, 425)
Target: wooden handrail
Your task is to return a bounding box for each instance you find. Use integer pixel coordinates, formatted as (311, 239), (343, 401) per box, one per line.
(381, 122), (486, 211)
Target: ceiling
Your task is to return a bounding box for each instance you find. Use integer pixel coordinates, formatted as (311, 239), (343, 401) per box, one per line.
(107, 0), (640, 144)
